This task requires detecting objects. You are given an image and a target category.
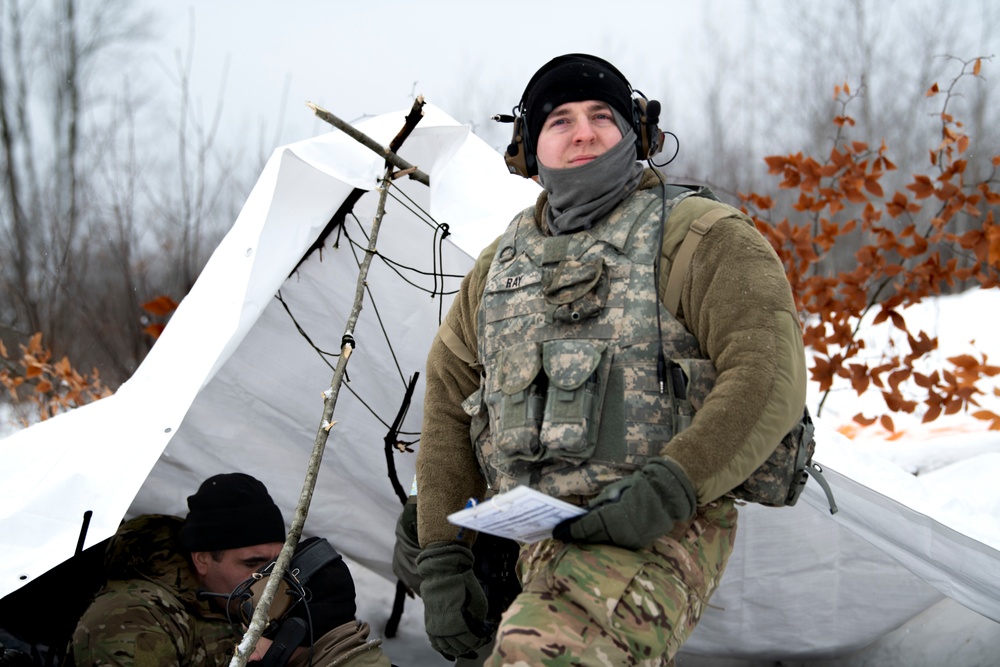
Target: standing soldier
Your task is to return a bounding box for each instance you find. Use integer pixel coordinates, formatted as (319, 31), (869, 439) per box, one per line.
(414, 53), (806, 665)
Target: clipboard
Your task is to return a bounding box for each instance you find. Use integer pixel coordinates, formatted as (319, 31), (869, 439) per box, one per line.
(447, 486), (587, 544)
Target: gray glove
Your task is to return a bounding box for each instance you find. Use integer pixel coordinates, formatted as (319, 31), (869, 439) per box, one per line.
(415, 541), (493, 661)
(553, 457), (696, 549)
(392, 500), (423, 594)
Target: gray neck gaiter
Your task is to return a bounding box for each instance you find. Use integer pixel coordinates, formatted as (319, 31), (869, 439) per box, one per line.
(538, 115), (644, 236)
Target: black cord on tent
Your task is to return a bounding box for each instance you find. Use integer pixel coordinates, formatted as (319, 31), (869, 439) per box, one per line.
(383, 372), (419, 505)
(385, 580), (409, 639)
(382, 372), (419, 639)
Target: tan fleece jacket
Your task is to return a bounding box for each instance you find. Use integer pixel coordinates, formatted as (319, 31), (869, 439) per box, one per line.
(416, 170), (806, 546)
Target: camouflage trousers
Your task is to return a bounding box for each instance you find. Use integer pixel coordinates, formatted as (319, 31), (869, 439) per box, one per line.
(486, 497), (738, 667)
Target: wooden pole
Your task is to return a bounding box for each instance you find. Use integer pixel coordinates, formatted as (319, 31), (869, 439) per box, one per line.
(307, 101), (430, 186)
(229, 97), (428, 667)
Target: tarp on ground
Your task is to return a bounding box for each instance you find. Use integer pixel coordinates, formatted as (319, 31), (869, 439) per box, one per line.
(1, 104), (997, 659)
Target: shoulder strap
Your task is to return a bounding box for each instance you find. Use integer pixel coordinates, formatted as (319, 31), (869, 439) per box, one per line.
(438, 320), (476, 365)
(664, 207), (732, 318)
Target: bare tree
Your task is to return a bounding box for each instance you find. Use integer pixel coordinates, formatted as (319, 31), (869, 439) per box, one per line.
(1, 1), (256, 386)
(2, 0), (146, 372)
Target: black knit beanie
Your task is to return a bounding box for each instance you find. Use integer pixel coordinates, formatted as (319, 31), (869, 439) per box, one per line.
(523, 54), (635, 155)
(177, 472), (286, 552)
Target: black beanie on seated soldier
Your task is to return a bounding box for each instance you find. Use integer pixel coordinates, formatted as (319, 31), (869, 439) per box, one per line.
(523, 54), (635, 156)
(177, 472), (286, 552)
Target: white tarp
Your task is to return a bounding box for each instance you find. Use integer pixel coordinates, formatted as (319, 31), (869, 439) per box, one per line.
(1, 104), (997, 659)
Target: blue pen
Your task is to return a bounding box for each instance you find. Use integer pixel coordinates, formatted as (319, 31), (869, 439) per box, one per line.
(455, 497), (478, 540)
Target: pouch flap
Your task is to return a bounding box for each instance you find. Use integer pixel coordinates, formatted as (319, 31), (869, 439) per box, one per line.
(543, 339), (606, 390)
(543, 259), (605, 305)
(498, 342), (542, 394)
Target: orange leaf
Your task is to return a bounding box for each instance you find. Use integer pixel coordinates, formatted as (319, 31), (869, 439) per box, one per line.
(144, 323), (166, 339)
(142, 296), (179, 317)
(907, 175), (935, 199)
(974, 59), (982, 76)
(853, 413), (877, 427)
(53, 357), (73, 377)
(926, 83), (940, 96)
(880, 414), (895, 432)
(864, 178), (884, 198)
(971, 410), (1000, 430)
(764, 156), (788, 174)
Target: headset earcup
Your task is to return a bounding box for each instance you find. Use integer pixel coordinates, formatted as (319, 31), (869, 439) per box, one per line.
(247, 573), (295, 628)
(503, 116), (531, 177)
(633, 98), (649, 159)
(634, 97), (663, 160)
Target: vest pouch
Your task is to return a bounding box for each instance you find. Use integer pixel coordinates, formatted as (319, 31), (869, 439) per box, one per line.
(486, 341), (546, 463)
(463, 387), (501, 490)
(543, 258), (609, 324)
(671, 358), (718, 434)
(731, 408), (829, 509)
(539, 339), (609, 462)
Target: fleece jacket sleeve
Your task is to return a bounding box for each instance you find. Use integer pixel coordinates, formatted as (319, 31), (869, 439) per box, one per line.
(660, 196), (807, 504)
(415, 239), (499, 547)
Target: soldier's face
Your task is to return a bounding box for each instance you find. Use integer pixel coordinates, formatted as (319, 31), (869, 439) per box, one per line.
(191, 542), (283, 597)
(535, 100), (623, 170)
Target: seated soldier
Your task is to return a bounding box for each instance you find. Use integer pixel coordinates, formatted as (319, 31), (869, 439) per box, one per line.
(70, 473), (287, 667)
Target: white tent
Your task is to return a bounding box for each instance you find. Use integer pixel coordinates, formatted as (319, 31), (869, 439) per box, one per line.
(1, 105), (998, 663)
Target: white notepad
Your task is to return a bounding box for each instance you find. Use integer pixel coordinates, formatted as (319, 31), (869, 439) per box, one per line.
(447, 486), (587, 544)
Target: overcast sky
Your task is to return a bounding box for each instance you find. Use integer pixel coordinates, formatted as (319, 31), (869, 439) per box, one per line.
(135, 1), (759, 149)
(123, 0), (999, 193)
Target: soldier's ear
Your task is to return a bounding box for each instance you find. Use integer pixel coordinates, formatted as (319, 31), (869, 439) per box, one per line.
(190, 550), (212, 577)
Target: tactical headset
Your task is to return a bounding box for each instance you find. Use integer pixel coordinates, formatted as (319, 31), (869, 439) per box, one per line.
(217, 537), (344, 665)
(495, 54), (665, 178)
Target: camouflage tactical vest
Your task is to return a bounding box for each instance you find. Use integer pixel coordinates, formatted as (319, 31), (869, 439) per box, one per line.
(471, 189), (717, 500)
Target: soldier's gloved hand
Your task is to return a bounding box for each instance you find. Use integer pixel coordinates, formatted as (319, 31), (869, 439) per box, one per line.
(415, 541), (493, 661)
(391, 500), (423, 595)
(553, 457), (696, 549)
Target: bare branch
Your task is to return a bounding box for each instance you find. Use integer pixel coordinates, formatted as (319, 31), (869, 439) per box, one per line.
(306, 101), (430, 186)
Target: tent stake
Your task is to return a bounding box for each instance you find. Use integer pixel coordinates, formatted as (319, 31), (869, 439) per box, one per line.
(230, 98), (428, 667)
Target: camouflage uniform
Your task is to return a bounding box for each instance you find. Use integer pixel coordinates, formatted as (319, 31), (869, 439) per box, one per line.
(70, 515), (241, 667)
(492, 498), (736, 666)
(416, 169), (807, 665)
